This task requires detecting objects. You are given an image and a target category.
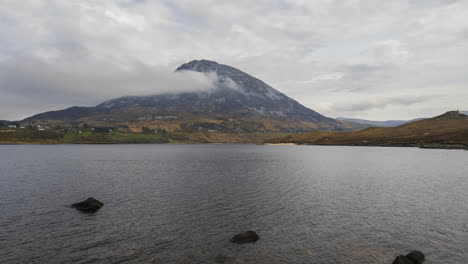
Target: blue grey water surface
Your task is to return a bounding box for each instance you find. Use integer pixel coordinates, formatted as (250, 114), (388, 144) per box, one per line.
(0, 144), (467, 264)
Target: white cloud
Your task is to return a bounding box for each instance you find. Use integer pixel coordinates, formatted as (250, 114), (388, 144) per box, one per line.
(0, 57), (222, 118)
(303, 73), (345, 84)
(326, 95), (435, 113)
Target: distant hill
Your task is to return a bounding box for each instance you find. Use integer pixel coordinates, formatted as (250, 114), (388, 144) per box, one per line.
(338, 111), (468, 127)
(266, 111), (468, 149)
(20, 60), (364, 143)
(336, 117), (426, 127)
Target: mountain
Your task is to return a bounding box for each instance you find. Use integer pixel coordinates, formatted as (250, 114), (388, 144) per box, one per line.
(336, 117), (426, 127)
(23, 60), (364, 137)
(266, 111), (468, 149)
(461, 111), (468, 115)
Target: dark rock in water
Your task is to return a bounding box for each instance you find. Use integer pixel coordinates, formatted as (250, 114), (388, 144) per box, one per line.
(406, 250), (425, 264)
(392, 255), (415, 264)
(214, 254), (232, 263)
(71, 197), (103, 213)
(230, 231), (259, 243)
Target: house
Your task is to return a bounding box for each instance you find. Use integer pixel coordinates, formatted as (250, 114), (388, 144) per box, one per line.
(8, 124), (17, 128)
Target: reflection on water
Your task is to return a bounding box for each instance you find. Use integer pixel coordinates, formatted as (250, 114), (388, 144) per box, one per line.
(0, 145), (467, 264)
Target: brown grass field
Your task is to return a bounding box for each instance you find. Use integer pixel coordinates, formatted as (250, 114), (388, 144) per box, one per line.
(266, 111), (468, 149)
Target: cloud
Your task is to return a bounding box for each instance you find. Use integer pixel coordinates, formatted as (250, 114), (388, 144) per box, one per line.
(0, 57), (222, 119)
(302, 73), (345, 84)
(0, 57), (219, 99)
(0, 0), (468, 120)
(328, 95), (435, 113)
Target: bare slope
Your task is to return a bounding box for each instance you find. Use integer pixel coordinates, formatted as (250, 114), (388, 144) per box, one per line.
(267, 111), (468, 149)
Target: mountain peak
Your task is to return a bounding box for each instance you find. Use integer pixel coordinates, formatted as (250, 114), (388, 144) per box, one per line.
(175, 59), (250, 79)
(175, 59), (295, 104)
(175, 59), (221, 72)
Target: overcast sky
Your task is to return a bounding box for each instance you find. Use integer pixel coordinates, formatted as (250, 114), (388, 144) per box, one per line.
(1, 0), (467, 120)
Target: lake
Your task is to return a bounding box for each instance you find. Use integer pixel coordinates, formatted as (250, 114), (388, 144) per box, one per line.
(0, 144), (467, 264)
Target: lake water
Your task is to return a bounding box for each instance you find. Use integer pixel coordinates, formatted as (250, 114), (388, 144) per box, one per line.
(0, 144), (467, 264)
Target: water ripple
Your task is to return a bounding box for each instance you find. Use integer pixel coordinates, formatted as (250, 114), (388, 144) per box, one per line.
(0, 145), (467, 263)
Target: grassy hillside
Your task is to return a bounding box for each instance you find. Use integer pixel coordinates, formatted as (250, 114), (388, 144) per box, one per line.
(0, 125), (290, 144)
(24, 107), (366, 134)
(266, 111), (468, 149)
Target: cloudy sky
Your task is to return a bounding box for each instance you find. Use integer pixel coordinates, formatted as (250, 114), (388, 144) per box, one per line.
(1, 0), (467, 120)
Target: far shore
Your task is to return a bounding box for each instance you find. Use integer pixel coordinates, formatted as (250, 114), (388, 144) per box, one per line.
(1, 141), (467, 150)
(263, 143), (298, 146)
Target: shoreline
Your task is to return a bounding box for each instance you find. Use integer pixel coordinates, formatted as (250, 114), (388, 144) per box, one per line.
(263, 143), (298, 146)
(1, 141), (467, 150)
(266, 142), (468, 150)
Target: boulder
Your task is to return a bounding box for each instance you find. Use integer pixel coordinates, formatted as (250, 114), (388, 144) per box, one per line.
(406, 250), (425, 264)
(71, 197), (104, 213)
(392, 255), (415, 264)
(230, 231), (259, 243)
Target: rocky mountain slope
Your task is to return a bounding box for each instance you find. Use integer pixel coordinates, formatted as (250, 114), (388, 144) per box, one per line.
(23, 60), (363, 134)
(267, 111), (468, 149)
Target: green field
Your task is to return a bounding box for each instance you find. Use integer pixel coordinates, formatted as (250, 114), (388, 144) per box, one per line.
(0, 127), (287, 144)
(0, 128), (183, 144)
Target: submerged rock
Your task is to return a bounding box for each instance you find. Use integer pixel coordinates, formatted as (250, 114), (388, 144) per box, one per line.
(392, 250), (425, 264)
(230, 231), (259, 243)
(71, 197), (103, 213)
(214, 254), (232, 263)
(392, 255), (415, 264)
(406, 250), (425, 264)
